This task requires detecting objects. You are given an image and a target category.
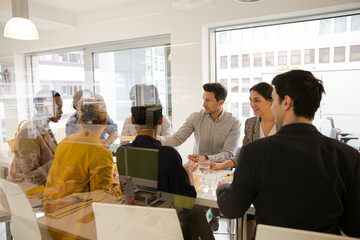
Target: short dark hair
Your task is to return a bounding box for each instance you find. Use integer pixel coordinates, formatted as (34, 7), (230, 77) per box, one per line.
(203, 83), (227, 101)
(250, 82), (273, 101)
(131, 105), (163, 128)
(272, 70), (325, 120)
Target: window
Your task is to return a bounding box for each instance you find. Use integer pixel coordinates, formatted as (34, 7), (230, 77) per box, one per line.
(219, 32), (228, 44)
(213, 13), (360, 148)
(350, 45), (360, 62)
(278, 51), (287, 66)
(253, 53), (262, 67)
(231, 78), (239, 93)
(242, 103), (250, 117)
(334, 46), (345, 62)
(319, 48), (330, 63)
(231, 55), (239, 68)
(291, 50), (301, 65)
(351, 15), (360, 31)
(319, 19), (331, 34)
(242, 78), (250, 93)
(305, 49), (315, 64)
(220, 56), (228, 69)
(242, 54), (250, 68)
(335, 17), (347, 33)
(265, 52), (274, 66)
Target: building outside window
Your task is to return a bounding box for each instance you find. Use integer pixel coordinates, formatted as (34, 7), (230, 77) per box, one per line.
(278, 51), (287, 66)
(231, 55), (239, 68)
(220, 56), (228, 69)
(319, 19), (331, 34)
(334, 46), (346, 62)
(242, 54), (250, 68)
(231, 102), (239, 118)
(219, 32), (228, 44)
(319, 48), (330, 63)
(350, 45), (360, 62)
(351, 15), (360, 31)
(335, 17), (347, 33)
(265, 52), (274, 66)
(242, 78), (250, 93)
(231, 78), (239, 93)
(291, 50), (301, 65)
(305, 49), (315, 64)
(253, 53), (262, 67)
(242, 103), (250, 118)
(214, 13), (360, 149)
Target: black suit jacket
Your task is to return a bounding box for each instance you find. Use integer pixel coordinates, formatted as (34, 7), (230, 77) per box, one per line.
(125, 135), (196, 198)
(217, 123), (360, 237)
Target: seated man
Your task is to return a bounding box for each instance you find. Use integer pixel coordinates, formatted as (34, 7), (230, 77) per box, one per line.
(124, 105), (213, 240)
(66, 89), (118, 149)
(217, 70), (360, 238)
(7, 89), (63, 185)
(44, 93), (121, 239)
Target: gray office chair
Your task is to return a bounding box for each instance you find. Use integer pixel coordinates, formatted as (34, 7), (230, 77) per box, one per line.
(327, 117), (358, 144)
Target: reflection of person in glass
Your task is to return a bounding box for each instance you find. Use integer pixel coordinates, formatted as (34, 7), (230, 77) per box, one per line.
(66, 89), (118, 149)
(121, 84), (172, 139)
(7, 90), (63, 185)
(44, 93), (121, 240)
(126, 105), (214, 240)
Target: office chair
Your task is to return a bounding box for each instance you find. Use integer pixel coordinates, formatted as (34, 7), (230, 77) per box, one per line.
(255, 224), (358, 240)
(0, 179), (53, 240)
(327, 117), (358, 144)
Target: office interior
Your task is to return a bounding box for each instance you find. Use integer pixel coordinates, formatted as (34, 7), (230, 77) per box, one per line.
(0, 0), (360, 239)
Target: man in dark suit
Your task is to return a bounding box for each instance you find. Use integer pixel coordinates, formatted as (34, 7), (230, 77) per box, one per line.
(216, 70), (360, 238)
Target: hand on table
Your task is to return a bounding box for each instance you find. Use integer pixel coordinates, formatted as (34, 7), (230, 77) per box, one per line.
(184, 160), (198, 172)
(210, 162), (223, 170)
(187, 154), (206, 163)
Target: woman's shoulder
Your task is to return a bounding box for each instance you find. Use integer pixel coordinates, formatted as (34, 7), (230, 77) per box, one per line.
(245, 116), (259, 125)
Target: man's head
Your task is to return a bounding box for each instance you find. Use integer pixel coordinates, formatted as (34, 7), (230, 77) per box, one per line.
(131, 105), (163, 130)
(271, 70), (325, 126)
(79, 93), (108, 130)
(33, 89), (63, 122)
(202, 83), (227, 116)
(73, 89), (93, 111)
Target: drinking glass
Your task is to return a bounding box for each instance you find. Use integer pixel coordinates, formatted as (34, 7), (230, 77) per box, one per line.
(198, 160), (210, 173)
(203, 170), (217, 189)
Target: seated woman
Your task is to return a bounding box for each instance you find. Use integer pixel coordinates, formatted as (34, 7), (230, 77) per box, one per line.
(211, 82), (279, 170)
(212, 82), (279, 240)
(44, 93), (121, 239)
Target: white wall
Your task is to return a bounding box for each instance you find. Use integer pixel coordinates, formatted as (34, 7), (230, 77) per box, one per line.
(1, 0), (360, 158)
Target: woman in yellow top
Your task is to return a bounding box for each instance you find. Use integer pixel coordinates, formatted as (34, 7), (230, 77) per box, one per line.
(44, 93), (121, 240)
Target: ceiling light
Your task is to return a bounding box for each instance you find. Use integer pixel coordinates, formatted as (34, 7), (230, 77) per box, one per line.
(172, 0), (215, 11)
(4, 0), (39, 40)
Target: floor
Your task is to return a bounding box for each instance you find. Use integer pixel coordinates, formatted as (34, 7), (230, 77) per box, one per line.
(0, 218), (235, 240)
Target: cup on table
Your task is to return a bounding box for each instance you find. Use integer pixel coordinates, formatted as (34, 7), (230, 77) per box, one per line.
(198, 160), (210, 173)
(203, 170), (217, 189)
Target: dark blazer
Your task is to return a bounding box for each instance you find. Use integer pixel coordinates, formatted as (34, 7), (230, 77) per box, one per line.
(217, 123), (360, 237)
(243, 116), (280, 145)
(125, 135), (196, 198)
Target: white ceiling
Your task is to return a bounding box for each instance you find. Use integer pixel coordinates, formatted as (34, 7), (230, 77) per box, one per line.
(28, 0), (135, 13)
